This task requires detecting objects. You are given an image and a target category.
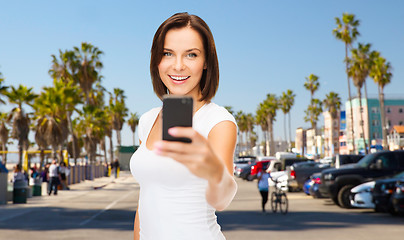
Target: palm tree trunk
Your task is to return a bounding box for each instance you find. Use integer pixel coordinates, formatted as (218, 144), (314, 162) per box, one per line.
(103, 136), (108, 163)
(18, 143), (23, 166)
(378, 86), (388, 149)
(364, 82), (371, 152)
(288, 112), (292, 151)
(66, 110), (77, 165)
(283, 113), (287, 146)
(2, 143), (6, 164)
(132, 131), (135, 146)
(345, 44), (356, 154)
(358, 91), (368, 154)
(109, 136), (114, 163)
(267, 117), (275, 156)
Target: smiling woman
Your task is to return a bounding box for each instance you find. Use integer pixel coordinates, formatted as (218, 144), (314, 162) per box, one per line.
(130, 12), (237, 240)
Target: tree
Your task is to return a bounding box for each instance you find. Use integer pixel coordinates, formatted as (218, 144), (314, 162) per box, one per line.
(74, 42), (104, 105)
(333, 12), (360, 154)
(304, 98), (323, 131)
(235, 111), (247, 155)
(0, 113), (9, 163)
(0, 72), (8, 104)
(255, 107), (268, 156)
(347, 43), (373, 154)
(279, 89), (295, 150)
(128, 113), (140, 146)
(109, 88), (128, 149)
(259, 94), (279, 156)
(5, 85), (37, 165)
(304, 74), (320, 103)
(369, 51), (392, 149)
(323, 92), (342, 155)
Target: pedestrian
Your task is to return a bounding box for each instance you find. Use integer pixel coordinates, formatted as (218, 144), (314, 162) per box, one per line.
(12, 164), (25, 182)
(257, 165), (270, 213)
(130, 12), (237, 240)
(59, 162), (70, 190)
(113, 159), (120, 178)
(47, 159), (60, 195)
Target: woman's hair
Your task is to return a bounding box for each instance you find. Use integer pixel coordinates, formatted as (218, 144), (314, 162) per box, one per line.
(150, 12), (219, 101)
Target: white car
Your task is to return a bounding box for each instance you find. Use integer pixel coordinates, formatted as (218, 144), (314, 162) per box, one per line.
(350, 181), (375, 209)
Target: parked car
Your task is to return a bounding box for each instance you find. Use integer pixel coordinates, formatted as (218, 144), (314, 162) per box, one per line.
(287, 161), (330, 191)
(333, 154), (364, 168)
(238, 163), (255, 181)
(250, 158), (275, 180)
(319, 150), (404, 208)
(350, 181), (375, 209)
(372, 171), (404, 213)
(308, 173), (325, 198)
(234, 156), (256, 177)
(392, 180), (404, 215)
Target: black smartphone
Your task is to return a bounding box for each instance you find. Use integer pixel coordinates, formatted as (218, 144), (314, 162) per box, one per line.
(162, 95), (193, 143)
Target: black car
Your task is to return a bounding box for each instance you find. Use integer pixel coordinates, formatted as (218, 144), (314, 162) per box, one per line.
(287, 161), (330, 191)
(238, 163), (255, 181)
(392, 180), (404, 215)
(372, 171), (404, 213)
(320, 150), (404, 208)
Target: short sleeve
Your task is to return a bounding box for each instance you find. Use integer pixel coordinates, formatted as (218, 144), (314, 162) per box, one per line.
(138, 107), (161, 143)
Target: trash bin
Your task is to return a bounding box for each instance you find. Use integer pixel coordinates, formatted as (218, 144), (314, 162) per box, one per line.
(13, 180), (28, 204)
(0, 172), (8, 205)
(30, 177), (42, 196)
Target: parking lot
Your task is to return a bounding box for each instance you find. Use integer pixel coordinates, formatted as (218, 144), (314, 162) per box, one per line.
(1, 172), (404, 240)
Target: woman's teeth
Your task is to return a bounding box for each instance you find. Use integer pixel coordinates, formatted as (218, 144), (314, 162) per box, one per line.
(170, 75), (189, 81)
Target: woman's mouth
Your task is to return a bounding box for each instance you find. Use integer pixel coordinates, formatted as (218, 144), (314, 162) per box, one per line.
(169, 75), (190, 82)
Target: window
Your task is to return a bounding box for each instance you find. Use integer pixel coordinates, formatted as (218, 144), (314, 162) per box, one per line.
(400, 121), (403, 126)
(400, 108), (403, 113)
(372, 120), (380, 126)
(375, 153), (398, 169)
(371, 107), (379, 113)
(360, 133), (364, 138)
(387, 107), (391, 113)
(388, 120), (391, 127)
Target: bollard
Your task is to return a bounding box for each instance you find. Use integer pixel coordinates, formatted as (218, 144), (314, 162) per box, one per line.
(0, 172), (8, 204)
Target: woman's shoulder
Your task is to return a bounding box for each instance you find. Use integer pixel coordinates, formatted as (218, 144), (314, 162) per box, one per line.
(139, 107), (161, 124)
(203, 102), (235, 123)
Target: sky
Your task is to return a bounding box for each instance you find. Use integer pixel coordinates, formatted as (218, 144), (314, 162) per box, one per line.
(0, 0), (403, 153)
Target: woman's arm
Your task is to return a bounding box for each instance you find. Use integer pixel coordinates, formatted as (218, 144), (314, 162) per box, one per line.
(153, 121), (238, 211)
(134, 206), (140, 240)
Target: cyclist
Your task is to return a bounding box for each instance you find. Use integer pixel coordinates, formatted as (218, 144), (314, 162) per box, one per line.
(257, 166), (270, 213)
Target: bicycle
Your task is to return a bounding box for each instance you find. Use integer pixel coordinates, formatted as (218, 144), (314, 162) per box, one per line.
(270, 176), (288, 214)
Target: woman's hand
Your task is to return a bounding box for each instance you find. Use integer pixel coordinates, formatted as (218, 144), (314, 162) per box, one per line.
(153, 127), (224, 183)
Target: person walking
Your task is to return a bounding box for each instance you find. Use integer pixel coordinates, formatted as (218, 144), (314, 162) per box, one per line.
(47, 160), (60, 195)
(130, 12), (237, 240)
(257, 166), (270, 213)
(113, 159), (120, 178)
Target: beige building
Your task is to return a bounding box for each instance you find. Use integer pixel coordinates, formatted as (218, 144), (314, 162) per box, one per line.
(323, 111), (340, 157)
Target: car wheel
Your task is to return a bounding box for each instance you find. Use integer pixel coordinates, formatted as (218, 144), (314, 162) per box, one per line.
(246, 174), (254, 181)
(331, 196), (339, 206)
(337, 185), (354, 208)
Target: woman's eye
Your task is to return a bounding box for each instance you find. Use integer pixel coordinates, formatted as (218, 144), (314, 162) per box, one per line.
(163, 52), (172, 56)
(187, 53), (197, 58)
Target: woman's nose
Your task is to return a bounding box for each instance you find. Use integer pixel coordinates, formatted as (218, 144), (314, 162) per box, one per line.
(173, 57), (185, 71)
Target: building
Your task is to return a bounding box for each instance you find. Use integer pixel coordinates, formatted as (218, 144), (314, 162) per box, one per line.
(339, 111), (349, 154)
(295, 128), (306, 156)
(345, 97), (404, 153)
(305, 128), (322, 159)
(388, 125), (404, 150)
(323, 111), (341, 157)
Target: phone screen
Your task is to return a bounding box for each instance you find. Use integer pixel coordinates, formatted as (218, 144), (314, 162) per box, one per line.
(162, 95), (193, 143)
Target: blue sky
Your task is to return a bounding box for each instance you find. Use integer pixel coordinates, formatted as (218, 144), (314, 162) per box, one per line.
(0, 0), (403, 151)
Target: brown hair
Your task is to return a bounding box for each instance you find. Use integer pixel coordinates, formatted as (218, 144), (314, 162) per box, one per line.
(150, 12), (219, 101)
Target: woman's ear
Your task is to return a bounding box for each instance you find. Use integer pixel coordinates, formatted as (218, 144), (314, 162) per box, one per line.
(203, 62), (207, 70)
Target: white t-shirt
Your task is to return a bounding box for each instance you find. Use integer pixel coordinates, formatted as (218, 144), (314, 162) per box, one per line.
(49, 164), (59, 177)
(130, 102), (236, 240)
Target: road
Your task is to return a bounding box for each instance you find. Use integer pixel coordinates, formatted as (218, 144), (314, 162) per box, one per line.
(1, 172), (404, 240)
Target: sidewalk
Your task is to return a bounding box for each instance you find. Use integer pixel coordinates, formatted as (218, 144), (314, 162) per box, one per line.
(0, 172), (132, 222)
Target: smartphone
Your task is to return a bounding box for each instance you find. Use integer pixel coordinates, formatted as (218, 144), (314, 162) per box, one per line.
(162, 95), (193, 143)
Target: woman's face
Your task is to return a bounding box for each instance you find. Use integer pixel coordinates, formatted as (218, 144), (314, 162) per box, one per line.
(158, 27), (206, 100)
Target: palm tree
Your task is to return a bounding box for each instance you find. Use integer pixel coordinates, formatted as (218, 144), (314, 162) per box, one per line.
(74, 42), (104, 105)
(5, 85), (37, 165)
(234, 111), (245, 155)
(323, 92), (342, 155)
(279, 89), (295, 150)
(347, 43), (373, 154)
(109, 88), (128, 149)
(245, 113), (255, 154)
(259, 94), (279, 156)
(369, 52), (392, 149)
(255, 108), (268, 156)
(127, 113), (140, 146)
(304, 98), (323, 131)
(0, 113), (9, 163)
(333, 12), (360, 154)
(0, 72), (8, 104)
(304, 74), (320, 103)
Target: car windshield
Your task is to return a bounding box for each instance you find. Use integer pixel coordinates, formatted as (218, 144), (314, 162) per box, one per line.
(355, 154), (375, 168)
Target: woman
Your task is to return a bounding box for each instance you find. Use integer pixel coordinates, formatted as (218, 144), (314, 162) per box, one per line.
(257, 166), (270, 213)
(130, 12), (237, 240)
